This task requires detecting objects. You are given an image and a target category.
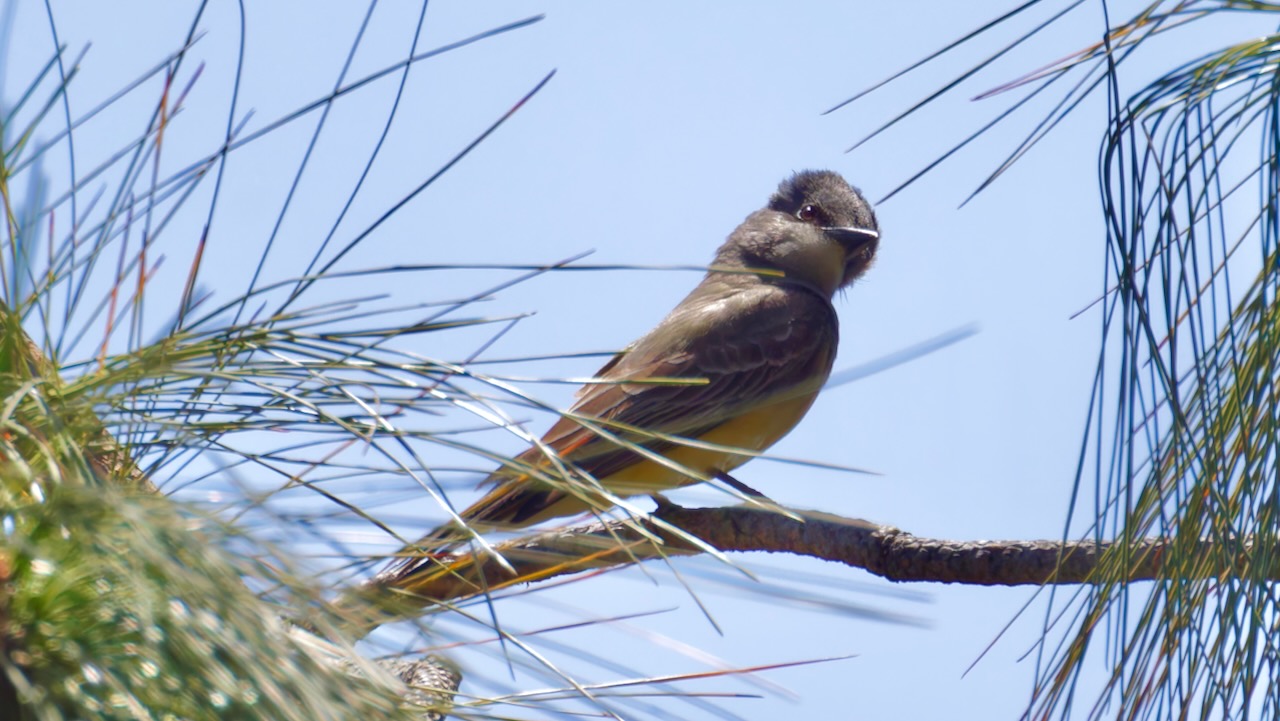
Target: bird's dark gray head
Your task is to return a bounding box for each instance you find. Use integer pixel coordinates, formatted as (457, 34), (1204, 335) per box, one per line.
(715, 170), (880, 297)
(768, 170), (879, 288)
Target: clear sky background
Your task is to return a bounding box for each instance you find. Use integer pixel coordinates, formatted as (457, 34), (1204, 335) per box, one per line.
(3, 2), (1262, 719)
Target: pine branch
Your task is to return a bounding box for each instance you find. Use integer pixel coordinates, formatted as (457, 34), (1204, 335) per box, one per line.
(351, 497), (1259, 625)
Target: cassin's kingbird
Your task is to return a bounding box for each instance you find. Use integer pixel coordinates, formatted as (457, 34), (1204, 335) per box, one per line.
(378, 169), (878, 590)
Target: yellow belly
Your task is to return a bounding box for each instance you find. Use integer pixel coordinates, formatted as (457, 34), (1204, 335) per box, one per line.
(504, 391), (823, 525)
(590, 391), (820, 497)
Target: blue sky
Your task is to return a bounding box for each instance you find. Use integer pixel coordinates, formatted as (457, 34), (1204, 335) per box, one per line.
(4, 2), (1260, 718)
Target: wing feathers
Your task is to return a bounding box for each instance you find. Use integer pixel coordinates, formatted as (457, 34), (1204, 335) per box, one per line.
(382, 282), (838, 583)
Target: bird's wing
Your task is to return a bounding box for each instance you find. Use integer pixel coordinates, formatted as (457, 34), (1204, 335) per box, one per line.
(375, 285), (837, 583)
(482, 285), (838, 518)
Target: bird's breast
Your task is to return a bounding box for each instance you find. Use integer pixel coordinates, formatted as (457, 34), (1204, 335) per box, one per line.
(599, 390), (822, 496)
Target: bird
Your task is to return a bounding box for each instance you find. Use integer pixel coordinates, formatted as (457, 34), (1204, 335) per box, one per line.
(377, 169), (879, 592)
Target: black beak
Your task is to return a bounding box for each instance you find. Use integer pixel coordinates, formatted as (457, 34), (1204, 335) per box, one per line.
(823, 226), (880, 251)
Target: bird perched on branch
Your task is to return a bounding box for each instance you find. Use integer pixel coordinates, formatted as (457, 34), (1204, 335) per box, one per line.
(375, 169), (879, 596)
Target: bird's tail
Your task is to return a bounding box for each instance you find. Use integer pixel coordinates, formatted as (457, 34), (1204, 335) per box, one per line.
(375, 479), (578, 589)
(328, 484), (561, 636)
(330, 546), (494, 638)
(330, 478), (596, 638)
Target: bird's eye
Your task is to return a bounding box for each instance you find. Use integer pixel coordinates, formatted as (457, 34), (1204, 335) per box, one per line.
(797, 204), (820, 223)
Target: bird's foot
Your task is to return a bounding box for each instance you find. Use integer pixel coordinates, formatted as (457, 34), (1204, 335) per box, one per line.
(714, 471), (769, 499)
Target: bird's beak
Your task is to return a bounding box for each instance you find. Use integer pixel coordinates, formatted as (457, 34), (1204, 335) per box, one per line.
(823, 226), (880, 251)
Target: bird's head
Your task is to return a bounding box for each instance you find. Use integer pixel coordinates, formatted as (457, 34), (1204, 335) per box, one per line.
(717, 170), (879, 298)
(767, 169), (879, 291)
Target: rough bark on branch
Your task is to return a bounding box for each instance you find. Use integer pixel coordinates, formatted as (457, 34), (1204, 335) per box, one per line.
(356, 498), (1246, 617)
